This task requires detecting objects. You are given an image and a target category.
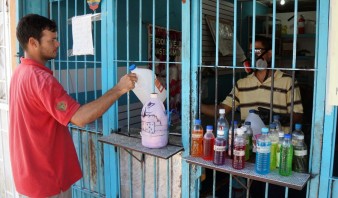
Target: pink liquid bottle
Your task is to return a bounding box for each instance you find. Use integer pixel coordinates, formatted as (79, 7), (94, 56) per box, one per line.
(203, 125), (215, 161)
(213, 125), (227, 165)
(232, 127), (246, 169)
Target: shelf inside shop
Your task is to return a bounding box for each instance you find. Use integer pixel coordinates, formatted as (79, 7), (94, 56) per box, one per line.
(183, 156), (310, 190)
(98, 128), (183, 159)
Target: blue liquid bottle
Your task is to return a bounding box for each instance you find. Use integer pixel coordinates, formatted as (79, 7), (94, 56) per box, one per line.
(255, 127), (271, 175)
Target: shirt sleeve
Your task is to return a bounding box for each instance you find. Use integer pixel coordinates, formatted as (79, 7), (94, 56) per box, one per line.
(37, 74), (80, 126)
(221, 85), (239, 109)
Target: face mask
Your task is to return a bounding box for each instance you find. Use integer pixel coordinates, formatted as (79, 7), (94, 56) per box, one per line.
(243, 49), (269, 73)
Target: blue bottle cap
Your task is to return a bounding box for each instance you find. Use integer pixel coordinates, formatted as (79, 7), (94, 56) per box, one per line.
(273, 115), (280, 120)
(129, 64), (136, 71)
(245, 121), (251, 125)
(249, 109), (256, 113)
(206, 125), (213, 130)
(261, 127), (269, 134)
(195, 119), (201, 125)
(284, 134), (291, 139)
(295, 123), (302, 130)
(233, 120), (238, 124)
(269, 123), (276, 129)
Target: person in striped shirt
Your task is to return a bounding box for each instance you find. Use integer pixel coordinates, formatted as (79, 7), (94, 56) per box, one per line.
(202, 36), (303, 129)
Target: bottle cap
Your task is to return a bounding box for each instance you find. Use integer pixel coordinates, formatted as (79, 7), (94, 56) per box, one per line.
(233, 120), (238, 125)
(195, 119), (201, 125)
(284, 134), (291, 139)
(129, 64), (136, 71)
(249, 109), (256, 113)
(206, 125), (213, 130)
(244, 121), (251, 126)
(279, 131), (284, 137)
(295, 123), (302, 130)
(236, 128), (244, 136)
(219, 109), (225, 114)
(273, 115), (280, 120)
(261, 127), (269, 134)
(269, 123), (276, 129)
(150, 93), (158, 98)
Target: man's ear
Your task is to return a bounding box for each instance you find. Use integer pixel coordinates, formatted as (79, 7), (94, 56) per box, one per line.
(28, 37), (38, 49)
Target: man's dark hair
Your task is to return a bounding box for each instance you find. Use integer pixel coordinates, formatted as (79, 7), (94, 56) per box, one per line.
(249, 36), (272, 50)
(16, 14), (57, 50)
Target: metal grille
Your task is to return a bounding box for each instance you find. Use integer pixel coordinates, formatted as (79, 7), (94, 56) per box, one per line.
(49, 0), (104, 197)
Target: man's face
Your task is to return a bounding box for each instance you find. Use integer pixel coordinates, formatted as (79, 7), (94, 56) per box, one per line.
(249, 41), (271, 62)
(36, 30), (60, 61)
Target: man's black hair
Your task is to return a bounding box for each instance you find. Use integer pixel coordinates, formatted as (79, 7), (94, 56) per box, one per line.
(16, 14), (57, 50)
(249, 36), (272, 50)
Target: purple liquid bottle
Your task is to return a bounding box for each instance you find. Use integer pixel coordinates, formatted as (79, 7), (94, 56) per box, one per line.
(213, 124), (227, 165)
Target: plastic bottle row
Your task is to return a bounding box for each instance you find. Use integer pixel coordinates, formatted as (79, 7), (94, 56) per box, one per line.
(190, 109), (308, 176)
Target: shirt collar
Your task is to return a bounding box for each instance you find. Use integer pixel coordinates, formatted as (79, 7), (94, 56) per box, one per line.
(20, 57), (53, 74)
(249, 70), (283, 84)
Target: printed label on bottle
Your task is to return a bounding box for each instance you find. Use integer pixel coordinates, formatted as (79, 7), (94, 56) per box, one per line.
(192, 134), (203, 139)
(294, 150), (307, 156)
(214, 145), (225, 152)
(155, 79), (165, 92)
(233, 150), (245, 156)
(256, 146), (270, 153)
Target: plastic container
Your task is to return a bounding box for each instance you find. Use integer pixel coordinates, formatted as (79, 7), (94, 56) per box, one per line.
(233, 127), (246, 169)
(292, 123), (304, 146)
(213, 124), (227, 165)
(245, 109), (266, 136)
(279, 134), (293, 176)
(244, 121), (253, 161)
(269, 123), (279, 170)
(228, 121), (239, 157)
(129, 64), (167, 104)
(276, 131), (284, 168)
(140, 93), (168, 148)
(203, 125), (215, 161)
(293, 133), (308, 173)
(217, 109), (229, 151)
(191, 119), (204, 157)
(255, 127), (271, 175)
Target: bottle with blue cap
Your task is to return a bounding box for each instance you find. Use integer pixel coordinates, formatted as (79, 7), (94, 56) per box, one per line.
(292, 123), (304, 146)
(129, 64), (167, 104)
(203, 125), (215, 161)
(191, 119), (203, 157)
(255, 127), (271, 174)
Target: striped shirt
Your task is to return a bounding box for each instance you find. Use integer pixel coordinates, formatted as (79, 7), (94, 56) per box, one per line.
(222, 70), (303, 122)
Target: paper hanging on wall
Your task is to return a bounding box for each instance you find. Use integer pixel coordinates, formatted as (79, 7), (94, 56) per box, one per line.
(72, 14), (94, 56)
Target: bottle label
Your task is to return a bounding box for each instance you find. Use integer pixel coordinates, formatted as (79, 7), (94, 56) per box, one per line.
(192, 134), (203, 139)
(256, 146), (270, 153)
(294, 150), (307, 156)
(233, 150), (245, 156)
(155, 79), (165, 92)
(217, 130), (225, 136)
(214, 145), (225, 152)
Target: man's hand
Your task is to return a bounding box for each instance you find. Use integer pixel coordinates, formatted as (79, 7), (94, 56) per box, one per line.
(116, 73), (138, 94)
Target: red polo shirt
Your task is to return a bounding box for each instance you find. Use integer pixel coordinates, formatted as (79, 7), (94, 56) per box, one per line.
(9, 58), (82, 197)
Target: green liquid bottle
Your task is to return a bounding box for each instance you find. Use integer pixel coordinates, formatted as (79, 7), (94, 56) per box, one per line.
(279, 134), (293, 176)
(269, 123), (279, 170)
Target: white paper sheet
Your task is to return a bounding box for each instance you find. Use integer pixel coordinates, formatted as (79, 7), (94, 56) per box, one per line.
(72, 14), (94, 55)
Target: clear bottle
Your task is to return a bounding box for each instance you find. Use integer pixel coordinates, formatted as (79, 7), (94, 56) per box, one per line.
(276, 130), (284, 168)
(292, 123), (304, 146)
(269, 123), (279, 171)
(244, 121), (253, 161)
(255, 127), (271, 175)
(292, 133), (308, 173)
(217, 109), (230, 151)
(191, 119), (204, 157)
(228, 120), (238, 157)
(203, 125), (215, 161)
(279, 134), (293, 176)
(233, 127), (246, 169)
(273, 115), (282, 132)
(213, 123), (227, 165)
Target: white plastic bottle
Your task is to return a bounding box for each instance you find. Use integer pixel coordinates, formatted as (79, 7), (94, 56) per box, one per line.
(129, 64), (167, 104)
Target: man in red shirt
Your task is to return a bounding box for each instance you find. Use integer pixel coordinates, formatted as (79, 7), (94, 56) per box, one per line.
(9, 14), (137, 197)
